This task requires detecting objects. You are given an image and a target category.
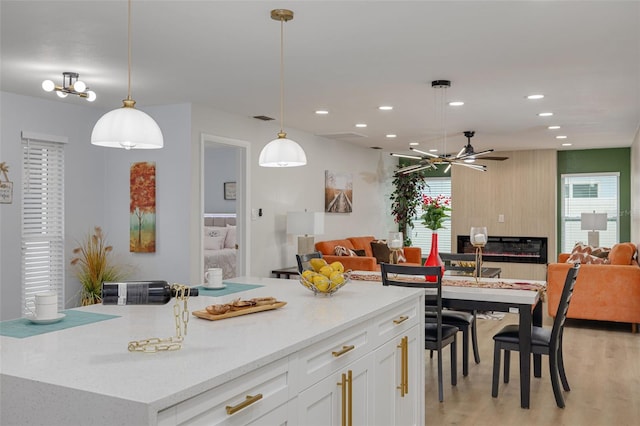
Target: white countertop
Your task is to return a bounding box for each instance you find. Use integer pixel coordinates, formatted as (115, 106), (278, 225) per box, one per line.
(1, 276), (422, 412)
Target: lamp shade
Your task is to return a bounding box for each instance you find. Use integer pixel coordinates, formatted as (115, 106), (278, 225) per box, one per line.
(259, 136), (307, 167)
(286, 211), (324, 235)
(581, 212), (607, 231)
(91, 105), (163, 149)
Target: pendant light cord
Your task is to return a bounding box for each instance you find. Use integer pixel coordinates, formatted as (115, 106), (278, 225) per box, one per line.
(127, 0), (132, 101)
(279, 17), (285, 134)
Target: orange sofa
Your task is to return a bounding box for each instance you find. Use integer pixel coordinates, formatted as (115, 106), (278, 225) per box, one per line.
(547, 242), (640, 333)
(315, 236), (422, 272)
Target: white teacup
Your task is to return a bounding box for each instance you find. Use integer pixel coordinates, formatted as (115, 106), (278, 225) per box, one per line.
(204, 268), (223, 288)
(27, 291), (58, 320)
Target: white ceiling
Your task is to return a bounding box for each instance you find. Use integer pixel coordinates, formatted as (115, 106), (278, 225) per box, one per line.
(2, 1), (639, 156)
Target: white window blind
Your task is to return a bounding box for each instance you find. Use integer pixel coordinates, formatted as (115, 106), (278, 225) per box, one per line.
(410, 178), (452, 257)
(560, 173), (619, 252)
(21, 137), (65, 314)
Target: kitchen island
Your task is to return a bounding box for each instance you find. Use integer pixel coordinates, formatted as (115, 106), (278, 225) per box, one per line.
(1, 276), (425, 425)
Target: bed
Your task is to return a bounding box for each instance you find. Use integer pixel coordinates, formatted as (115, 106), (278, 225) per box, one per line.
(204, 213), (237, 279)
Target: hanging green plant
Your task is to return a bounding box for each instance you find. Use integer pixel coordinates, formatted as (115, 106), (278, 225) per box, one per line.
(390, 165), (426, 246)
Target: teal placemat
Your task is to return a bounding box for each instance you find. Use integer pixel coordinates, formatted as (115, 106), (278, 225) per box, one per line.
(0, 310), (120, 339)
(197, 282), (264, 297)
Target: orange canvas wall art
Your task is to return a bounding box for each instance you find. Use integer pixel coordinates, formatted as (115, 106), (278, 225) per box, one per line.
(130, 162), (156, 252)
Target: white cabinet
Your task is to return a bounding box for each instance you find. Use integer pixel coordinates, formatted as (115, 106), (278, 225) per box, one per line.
(373, 324), (421, 426)
(297, 352), (375, 425)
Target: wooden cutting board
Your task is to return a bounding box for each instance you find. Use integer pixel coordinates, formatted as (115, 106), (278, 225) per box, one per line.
(192, 301), (287, 321)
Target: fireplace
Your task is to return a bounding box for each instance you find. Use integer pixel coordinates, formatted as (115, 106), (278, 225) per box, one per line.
(457, 235), (548, 264)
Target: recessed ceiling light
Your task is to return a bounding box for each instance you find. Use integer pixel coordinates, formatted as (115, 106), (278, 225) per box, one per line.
(448, 101), (464, 106)
(556, 135), (568, 139)
(538, 112), (553, 117)
(315, 110), (329, 115)
(355, 123), (367, 128)
(386, 134), (397, 138)
(562, 143), (572, 147)
(378, 106), (393, 111)
(526, 94), (544, 100)
(548, 125), (561, 130)
(409, 142), (419, 146)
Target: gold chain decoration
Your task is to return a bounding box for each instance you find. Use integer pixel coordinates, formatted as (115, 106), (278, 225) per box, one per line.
(128, 284), (191, 353)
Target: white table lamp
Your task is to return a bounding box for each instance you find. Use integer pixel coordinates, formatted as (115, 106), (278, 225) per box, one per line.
(287, 211), (324, 255)
(581, 212), (607, 247)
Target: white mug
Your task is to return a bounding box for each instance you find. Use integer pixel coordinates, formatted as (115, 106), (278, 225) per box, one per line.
(26, 291), (58, 319)
(204, 268), (223, 288)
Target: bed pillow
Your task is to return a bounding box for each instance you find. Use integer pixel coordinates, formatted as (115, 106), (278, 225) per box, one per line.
(204, 226), (227, 250)
(224, 225), (237, 249)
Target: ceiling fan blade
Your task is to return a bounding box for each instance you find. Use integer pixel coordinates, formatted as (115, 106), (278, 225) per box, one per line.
(390, 153), (423, 160)
(400, 164), (435, 174)
(397, 162), (429, 173)
(451, 161), (487, 171)
(409, 147), (438, 158)
(481, 156), (509, 161)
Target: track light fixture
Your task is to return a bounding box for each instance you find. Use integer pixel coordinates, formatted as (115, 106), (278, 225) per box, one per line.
(42, 72), (96, 102)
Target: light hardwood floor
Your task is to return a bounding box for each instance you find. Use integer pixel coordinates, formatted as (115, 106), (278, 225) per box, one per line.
(423, 303), (640, 425)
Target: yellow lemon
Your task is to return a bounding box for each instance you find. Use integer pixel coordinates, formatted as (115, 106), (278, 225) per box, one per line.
(330, 271), (345, 288)
(330, 261), (345, 273)
(310, 258), (328, 272)
(319, 265), (334, 278)
(312, 275), (330, 292)
(301, 270), (316, 281)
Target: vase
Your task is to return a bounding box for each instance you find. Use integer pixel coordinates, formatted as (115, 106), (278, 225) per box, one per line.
(424, 232), (445, 282)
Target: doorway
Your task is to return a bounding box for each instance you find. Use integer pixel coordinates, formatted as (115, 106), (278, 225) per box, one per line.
(200, 134), (250, 280)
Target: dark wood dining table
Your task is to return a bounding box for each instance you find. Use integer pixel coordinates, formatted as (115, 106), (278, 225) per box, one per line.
(351, 271), (545, 409)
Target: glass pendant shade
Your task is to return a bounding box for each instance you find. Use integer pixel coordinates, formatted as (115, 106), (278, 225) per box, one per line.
(91, 103), (163, 149)
(259, 134), (307, 167)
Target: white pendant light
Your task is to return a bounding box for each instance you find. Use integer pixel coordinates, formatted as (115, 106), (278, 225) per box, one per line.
(258, 9), (306, 167)
(91, 0), (163, 150)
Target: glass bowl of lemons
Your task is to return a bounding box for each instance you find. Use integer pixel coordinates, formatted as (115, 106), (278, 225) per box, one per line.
(299, 259), (350, 296)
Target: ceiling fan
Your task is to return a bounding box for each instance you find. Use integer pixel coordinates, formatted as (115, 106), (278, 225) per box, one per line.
(391, 131), (507, 174)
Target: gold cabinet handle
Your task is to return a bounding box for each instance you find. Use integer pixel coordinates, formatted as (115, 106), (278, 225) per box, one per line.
(347, 370), (353, 426)
(393, 315), (409, 325)
(332, 344), (355, 357)
(225, 394), (263, 415)
(337, 373), (347, 426)
(396, 336), (408, 397)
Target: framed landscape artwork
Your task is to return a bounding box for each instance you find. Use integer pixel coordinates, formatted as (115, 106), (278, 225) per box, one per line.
(130, 162), (156, 253)
(325, 170), (353, 213)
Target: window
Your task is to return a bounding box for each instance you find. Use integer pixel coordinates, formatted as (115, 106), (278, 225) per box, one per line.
(560, 173), (619, 252)
(410, 178), (452, 256)
(21, 135), (66, 314)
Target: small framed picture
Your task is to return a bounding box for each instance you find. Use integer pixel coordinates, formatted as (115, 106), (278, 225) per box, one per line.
(224, 182), (236, 200)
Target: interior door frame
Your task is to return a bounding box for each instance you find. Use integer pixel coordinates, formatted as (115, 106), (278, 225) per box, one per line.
(200, 133), (251, 278)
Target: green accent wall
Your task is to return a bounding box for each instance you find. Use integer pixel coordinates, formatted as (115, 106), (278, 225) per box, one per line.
(557, 148), (631, 252)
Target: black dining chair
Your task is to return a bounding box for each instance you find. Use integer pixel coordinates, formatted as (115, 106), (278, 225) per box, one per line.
(296, 251), (323, 274)
(491, 263), (580, 408)
(438, 253), (482, 376)
(381, 263), (458, 402)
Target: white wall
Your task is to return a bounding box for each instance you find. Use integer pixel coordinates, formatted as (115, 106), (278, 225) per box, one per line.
(1, 93), (396, 319)
(189, 103), (397, 283)
(631, 126), (640, 244)
(204, 145), (237, 213)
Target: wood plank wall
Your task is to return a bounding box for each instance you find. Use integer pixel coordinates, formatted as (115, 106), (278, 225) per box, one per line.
(451, 149), (557, 280)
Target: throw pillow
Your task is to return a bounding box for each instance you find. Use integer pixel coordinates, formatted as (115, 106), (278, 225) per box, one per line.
(583, 254), (608, 265)
(370, 240), (391, 264)
(566, 243), (592, 264)
(334, 245), (357, 256)
(204, 226), (228, 250)
(224, 225), (237, 249)
(608, 243), (636, 265)
(591, 246), (611, 259)
(353, 249), (367, 257)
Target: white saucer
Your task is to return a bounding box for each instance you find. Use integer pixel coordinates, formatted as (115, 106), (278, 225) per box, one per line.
(26, 313), (66, 324)
(202, 284), (226, 290)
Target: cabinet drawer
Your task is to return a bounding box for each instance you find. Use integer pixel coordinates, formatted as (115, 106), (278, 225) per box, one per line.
(371, 298), (421, 347)
(295, 322), (370, 392)
(157, 357), (290, 426)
